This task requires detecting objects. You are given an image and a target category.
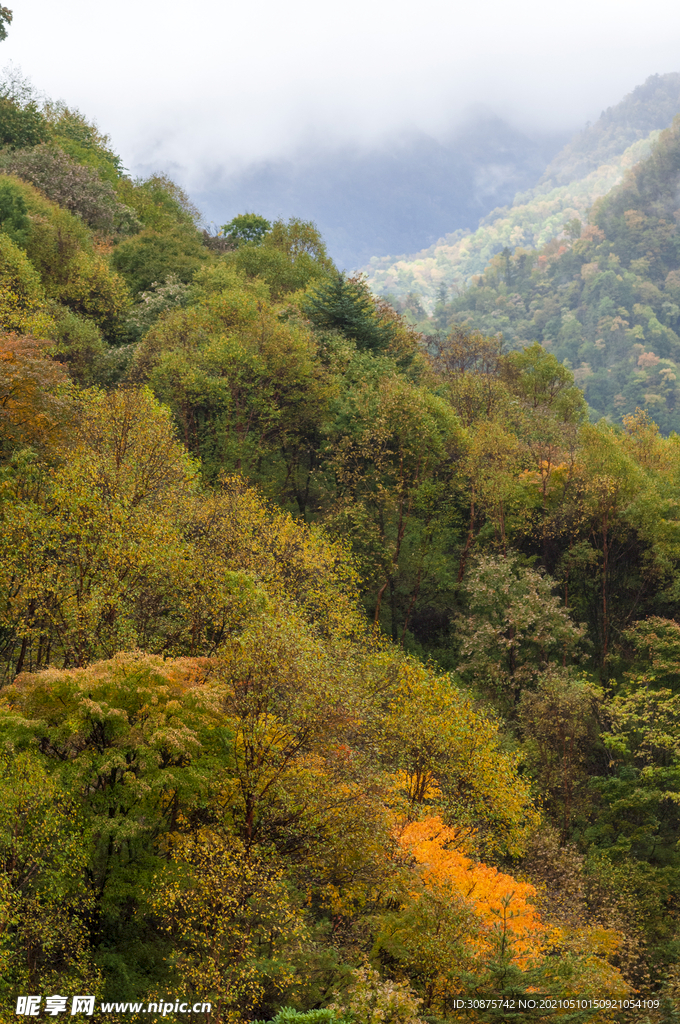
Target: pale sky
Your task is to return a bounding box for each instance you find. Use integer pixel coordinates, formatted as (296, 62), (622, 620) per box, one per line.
(5, 0), (680, 186)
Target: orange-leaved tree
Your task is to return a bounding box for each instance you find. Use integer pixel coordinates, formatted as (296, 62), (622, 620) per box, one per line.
(399, 817), (544, 959)
(376, 816), (628, 1020)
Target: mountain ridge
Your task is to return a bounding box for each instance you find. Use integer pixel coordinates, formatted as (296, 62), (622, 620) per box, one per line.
(364, 73), (680, 309)
(432, 112), (680, 432)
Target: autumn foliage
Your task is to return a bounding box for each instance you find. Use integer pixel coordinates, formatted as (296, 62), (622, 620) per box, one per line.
(2, 75), (680, 1024)
(397, 817), (545, 962)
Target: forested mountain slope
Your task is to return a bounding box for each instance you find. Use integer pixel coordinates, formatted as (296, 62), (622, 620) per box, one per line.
(438, 115), (680, 432)
(366, 74), (680, 308)
(3, 62), (680, 1023)
(538, 72), (680, 187)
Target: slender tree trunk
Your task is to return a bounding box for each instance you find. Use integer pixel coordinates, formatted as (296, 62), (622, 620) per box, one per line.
(15, 635), (28, 677)
(374, 580), (389, 626)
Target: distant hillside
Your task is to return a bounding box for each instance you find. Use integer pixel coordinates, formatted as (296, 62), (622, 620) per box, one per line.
(366, 74), (680, 308)
(436, 114), (680, 433)
(538, 72), (680, 187)
(365, 134), (660, 309)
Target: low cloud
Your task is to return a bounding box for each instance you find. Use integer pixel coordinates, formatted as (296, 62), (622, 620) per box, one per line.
(4, 0), (680, 194)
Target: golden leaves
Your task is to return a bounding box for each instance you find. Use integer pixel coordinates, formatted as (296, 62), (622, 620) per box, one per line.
(397, 816), (545, 962)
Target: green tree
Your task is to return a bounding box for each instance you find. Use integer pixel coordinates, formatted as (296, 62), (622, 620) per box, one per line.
(518, 672), (603, 835)
(150, 827), (306, 1021)
(304, 273), (398, 355)
(266, 217), (333, 270)
(571, 423), (643, 670)
(131, 270), (337, 499)
(0, 750), (100, 1000)
(0, 178), (29, 245)
(456, 553), (587, 706)
(0, 7), (11, 41)
(378, 661), (537, 857)
(221, 212), (272, 245)
(111, 228), (208, 295)
(592, 683), (680, 868)
(326, 371), (462, 638)
(226, 218), (333, 299)
(0, 386), (251, 676)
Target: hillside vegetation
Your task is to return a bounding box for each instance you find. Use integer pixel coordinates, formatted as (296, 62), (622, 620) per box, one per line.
(366, 135), (659, 309)
(2, 64), (680, 1024)
(366, 74), (680, 310)
(436, 114), (680, 432)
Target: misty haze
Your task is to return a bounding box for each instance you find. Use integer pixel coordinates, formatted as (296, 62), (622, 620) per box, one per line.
(192, 116), (569, 269)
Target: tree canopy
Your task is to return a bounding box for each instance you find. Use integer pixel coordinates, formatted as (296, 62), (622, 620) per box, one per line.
(1, 70), (680, 1024)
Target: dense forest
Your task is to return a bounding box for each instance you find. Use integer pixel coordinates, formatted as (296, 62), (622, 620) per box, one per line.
(1, 52), (680, 1024)
(378, 93), (680, 434)
(366, 132), (658, 308)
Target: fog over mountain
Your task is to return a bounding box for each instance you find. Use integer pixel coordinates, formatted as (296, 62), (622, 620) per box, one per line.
(5, 0), (680, 270)
(194, 73), (680, 270)
(192, 117), (568, 269)
(363, 72), (680, 304)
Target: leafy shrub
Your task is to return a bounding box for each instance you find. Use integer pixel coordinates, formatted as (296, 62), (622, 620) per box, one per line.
(49, 307), (131, 386)
(2, 144), (140, 234)
(0, 96), (48, 150)
(0, 232), (55, 336)
(330, 966), (424, 1024)
(0, 70), (50, 151)
(222, 216), (334, 299)
(221, 212), (271, 245)
(57, 249), (132, 334)
(117, 173), (201, 232)
(111, 228), (208, 295)
(0, 177), (29, 244)
(231, 243), (326, 298)
(42, 100), (124, 181)
(21, 186), (94, 288)
(256, 1009), (345, 1024)
(7, 184), (133, 338)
